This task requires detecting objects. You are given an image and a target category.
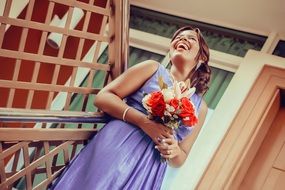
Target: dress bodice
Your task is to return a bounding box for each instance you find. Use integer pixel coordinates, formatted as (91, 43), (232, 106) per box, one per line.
(125, 63), (203, 141)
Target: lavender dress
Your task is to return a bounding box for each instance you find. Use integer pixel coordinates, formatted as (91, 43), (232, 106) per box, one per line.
(51, 64), (202, 190)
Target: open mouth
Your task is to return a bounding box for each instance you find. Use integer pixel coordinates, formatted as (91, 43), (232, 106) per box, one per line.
(175, 41), (190, 51)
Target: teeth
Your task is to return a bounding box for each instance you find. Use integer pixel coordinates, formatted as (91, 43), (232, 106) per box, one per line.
(176, 43), (189, 50)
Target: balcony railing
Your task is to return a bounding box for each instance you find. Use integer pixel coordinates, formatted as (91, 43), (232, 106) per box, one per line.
(0, 111), (105, 190)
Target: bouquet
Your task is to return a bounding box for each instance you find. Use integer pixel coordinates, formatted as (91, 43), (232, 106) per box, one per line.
(142, 76), (198, 129)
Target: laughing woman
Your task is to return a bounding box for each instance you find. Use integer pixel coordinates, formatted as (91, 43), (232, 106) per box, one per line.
(51, 26), (211, 190)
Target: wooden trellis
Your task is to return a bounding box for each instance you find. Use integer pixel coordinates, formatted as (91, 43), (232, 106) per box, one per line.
(0, 0), (129, 189)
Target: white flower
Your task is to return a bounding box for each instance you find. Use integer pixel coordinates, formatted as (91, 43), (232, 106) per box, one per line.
(166, 104), (175, 112)
(173, 80), (196, 99)
(161, 88), (175, 103)
(184, 87), (196, 98)
(173, 114), (178, 119)
(164, 110), (172, 116)
(142, 94), (152, 112)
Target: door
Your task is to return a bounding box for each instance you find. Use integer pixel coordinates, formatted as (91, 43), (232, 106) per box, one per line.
(240, 108), (285, 190)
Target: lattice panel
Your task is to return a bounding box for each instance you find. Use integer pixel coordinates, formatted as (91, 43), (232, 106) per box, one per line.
(0, 0), (129, 189)
(0, 130), (94, 190)
(0, 0), (112, 115)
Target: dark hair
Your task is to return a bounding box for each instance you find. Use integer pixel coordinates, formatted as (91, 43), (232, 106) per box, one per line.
(171, 26), (211, 95)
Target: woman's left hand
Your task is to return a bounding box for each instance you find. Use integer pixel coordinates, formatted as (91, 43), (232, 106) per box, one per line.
(155, 135), (181, 159)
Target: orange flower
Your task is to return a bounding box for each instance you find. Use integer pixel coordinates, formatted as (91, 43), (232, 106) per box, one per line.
(179, 97), (198, 126)
(147, 91), (166, 117)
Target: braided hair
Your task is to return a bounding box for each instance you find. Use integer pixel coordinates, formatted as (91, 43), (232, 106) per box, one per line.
(171, 26), (211, 95)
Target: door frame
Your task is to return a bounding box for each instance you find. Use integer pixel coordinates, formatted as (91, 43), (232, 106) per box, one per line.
(197, 65), (285, 189)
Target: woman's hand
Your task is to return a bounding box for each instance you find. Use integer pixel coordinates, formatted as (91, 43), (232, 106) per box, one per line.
(155, 135), (181, 159)
(138, 118), (173, 145)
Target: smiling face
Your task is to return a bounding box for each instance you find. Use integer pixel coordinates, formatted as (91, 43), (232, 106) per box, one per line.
(169, 30), (200, 67)
(169, 26), (211, 94)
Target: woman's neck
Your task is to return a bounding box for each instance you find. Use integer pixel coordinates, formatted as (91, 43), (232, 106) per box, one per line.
(170, 62), (195, 82)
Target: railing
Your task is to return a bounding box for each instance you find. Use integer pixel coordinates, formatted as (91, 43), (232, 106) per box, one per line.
(0, 112), (106, 190)
(0, 0), (129, 189)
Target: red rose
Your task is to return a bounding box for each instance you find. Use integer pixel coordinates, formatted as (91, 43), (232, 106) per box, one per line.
(182, 113), (198, 126)
(147, 91), (166, 117)
(179, 97), (198, 126)
(179, 97), (195, 116)
(169, 98), (179, 111)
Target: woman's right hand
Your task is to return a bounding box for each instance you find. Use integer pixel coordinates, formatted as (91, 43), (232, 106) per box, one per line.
(138, 118), (173, 144)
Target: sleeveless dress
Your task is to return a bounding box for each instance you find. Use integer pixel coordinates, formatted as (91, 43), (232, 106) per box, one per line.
(51, 64), (202, 190)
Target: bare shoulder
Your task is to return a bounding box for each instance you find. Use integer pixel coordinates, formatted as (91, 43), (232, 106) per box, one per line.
(127, 59), (160, 73)
(121, 59), (160, 84)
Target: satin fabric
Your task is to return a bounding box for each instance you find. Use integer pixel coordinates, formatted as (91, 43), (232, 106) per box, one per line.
(51, 64), (202, 190)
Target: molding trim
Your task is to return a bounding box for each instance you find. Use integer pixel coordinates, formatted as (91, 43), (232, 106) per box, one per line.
(130, 1), (270, 37)
(197, 65), (285, 189)
(261, 32), (280, 54)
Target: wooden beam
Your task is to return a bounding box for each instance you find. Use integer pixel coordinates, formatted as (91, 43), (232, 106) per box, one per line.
(0, 128), (97, 141)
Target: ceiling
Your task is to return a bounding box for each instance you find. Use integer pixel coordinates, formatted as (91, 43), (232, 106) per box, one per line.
(131, 0), (285, 40)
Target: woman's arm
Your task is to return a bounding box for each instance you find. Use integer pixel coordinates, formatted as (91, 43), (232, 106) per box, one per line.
(157, 99), (208, 167)
(94, 60), (173, 144)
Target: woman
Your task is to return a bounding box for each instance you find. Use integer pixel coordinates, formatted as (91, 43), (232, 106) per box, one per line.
(51, 26), (211, 189)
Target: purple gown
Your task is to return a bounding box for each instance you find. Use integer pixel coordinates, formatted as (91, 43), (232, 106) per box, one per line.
(51, 64), (202, 190)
